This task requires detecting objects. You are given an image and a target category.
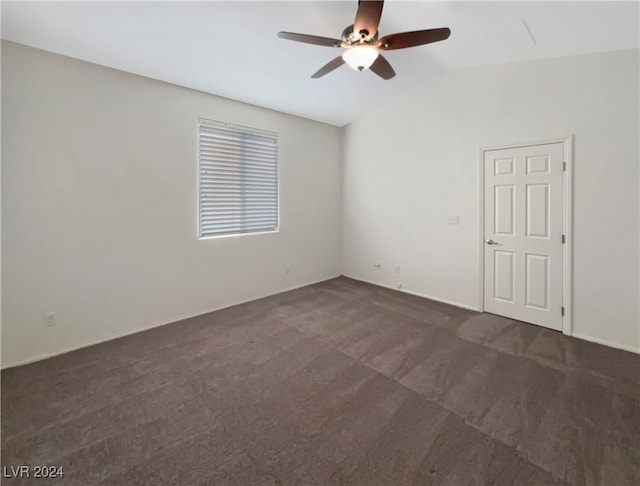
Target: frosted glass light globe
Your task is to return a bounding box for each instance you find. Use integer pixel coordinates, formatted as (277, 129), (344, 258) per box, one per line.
(342, 45), (379, 71)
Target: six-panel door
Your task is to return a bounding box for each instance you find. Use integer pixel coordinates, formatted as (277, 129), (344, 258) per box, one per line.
(483, 143), (564, 330)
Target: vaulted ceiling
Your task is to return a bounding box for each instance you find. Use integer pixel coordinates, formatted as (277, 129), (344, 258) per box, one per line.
(2, 1), (638, 126)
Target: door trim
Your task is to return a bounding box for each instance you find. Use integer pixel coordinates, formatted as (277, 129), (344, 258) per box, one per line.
(478, 136), (573, 336)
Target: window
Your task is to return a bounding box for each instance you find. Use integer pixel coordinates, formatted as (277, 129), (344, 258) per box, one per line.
(198, 119), (279, 238)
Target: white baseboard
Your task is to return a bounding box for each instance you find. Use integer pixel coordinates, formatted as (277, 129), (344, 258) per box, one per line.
(571, 332), (640, 355)
(341, 274), (480, 312)
(1, 275), (341, 370)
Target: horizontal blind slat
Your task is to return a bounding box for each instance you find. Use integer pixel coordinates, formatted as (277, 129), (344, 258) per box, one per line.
(199, 136), (276, 151)
(200, 167), (277, 177)
(201, 210), (278, 218)
(199, 135), (275, 149)
(201, 219), (278, 226)
(201, 221), (277, 229)
(199, 147), (277, 161)
(200, 201), (278, 206)
(201, 228), (277, 237)
(199, 127), (276, 146)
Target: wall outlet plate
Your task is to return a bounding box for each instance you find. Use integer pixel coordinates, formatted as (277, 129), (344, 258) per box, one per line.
(447, 216), (459, 225)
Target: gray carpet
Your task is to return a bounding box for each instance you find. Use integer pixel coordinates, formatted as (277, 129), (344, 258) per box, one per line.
(1, 277), (638, 485)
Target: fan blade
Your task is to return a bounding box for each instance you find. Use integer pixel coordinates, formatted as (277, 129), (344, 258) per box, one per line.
(353, 0), (384, 39)
(311, 56), (345, 78)
(377, 28), (451, 50)
(369, 54), (395, 80)
(278, 31), (344, 48)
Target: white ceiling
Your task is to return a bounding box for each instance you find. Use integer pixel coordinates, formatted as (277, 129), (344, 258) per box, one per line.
(2, 1), (638, 126)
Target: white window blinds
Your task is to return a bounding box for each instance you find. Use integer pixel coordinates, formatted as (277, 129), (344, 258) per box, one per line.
(198, 119), (279, 238)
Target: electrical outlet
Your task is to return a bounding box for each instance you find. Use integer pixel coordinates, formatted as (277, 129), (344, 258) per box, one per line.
(447, 216), (459, 225)
(44, 312), (56, 327)
(394, 264), (400, 275)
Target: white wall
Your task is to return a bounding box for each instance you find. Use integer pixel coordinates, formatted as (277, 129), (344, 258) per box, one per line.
(343, 49), (640, 353)
(1, 41), (342, 368)
(3, 42), (639, 368)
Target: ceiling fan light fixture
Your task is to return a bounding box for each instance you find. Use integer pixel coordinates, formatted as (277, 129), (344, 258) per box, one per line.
(278, 0), (450, 79)
(342, 45), (379, 71)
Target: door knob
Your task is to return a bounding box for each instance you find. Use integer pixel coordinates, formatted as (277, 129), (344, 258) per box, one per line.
(485, 239), (499, 245)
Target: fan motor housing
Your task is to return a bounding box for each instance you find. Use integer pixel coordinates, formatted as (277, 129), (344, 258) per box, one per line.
(341, 24), (378, 44)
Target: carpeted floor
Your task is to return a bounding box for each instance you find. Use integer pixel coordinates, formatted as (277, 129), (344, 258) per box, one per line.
(1, 277), (639, 485)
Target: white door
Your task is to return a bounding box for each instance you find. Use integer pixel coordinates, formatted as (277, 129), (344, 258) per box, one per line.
(483, 143), (564, 330)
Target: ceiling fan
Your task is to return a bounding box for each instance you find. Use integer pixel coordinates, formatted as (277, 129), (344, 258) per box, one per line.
(277, 0), (451, 80)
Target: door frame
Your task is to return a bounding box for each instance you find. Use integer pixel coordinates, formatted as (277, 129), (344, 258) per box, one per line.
(478, 136), (573, 336)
